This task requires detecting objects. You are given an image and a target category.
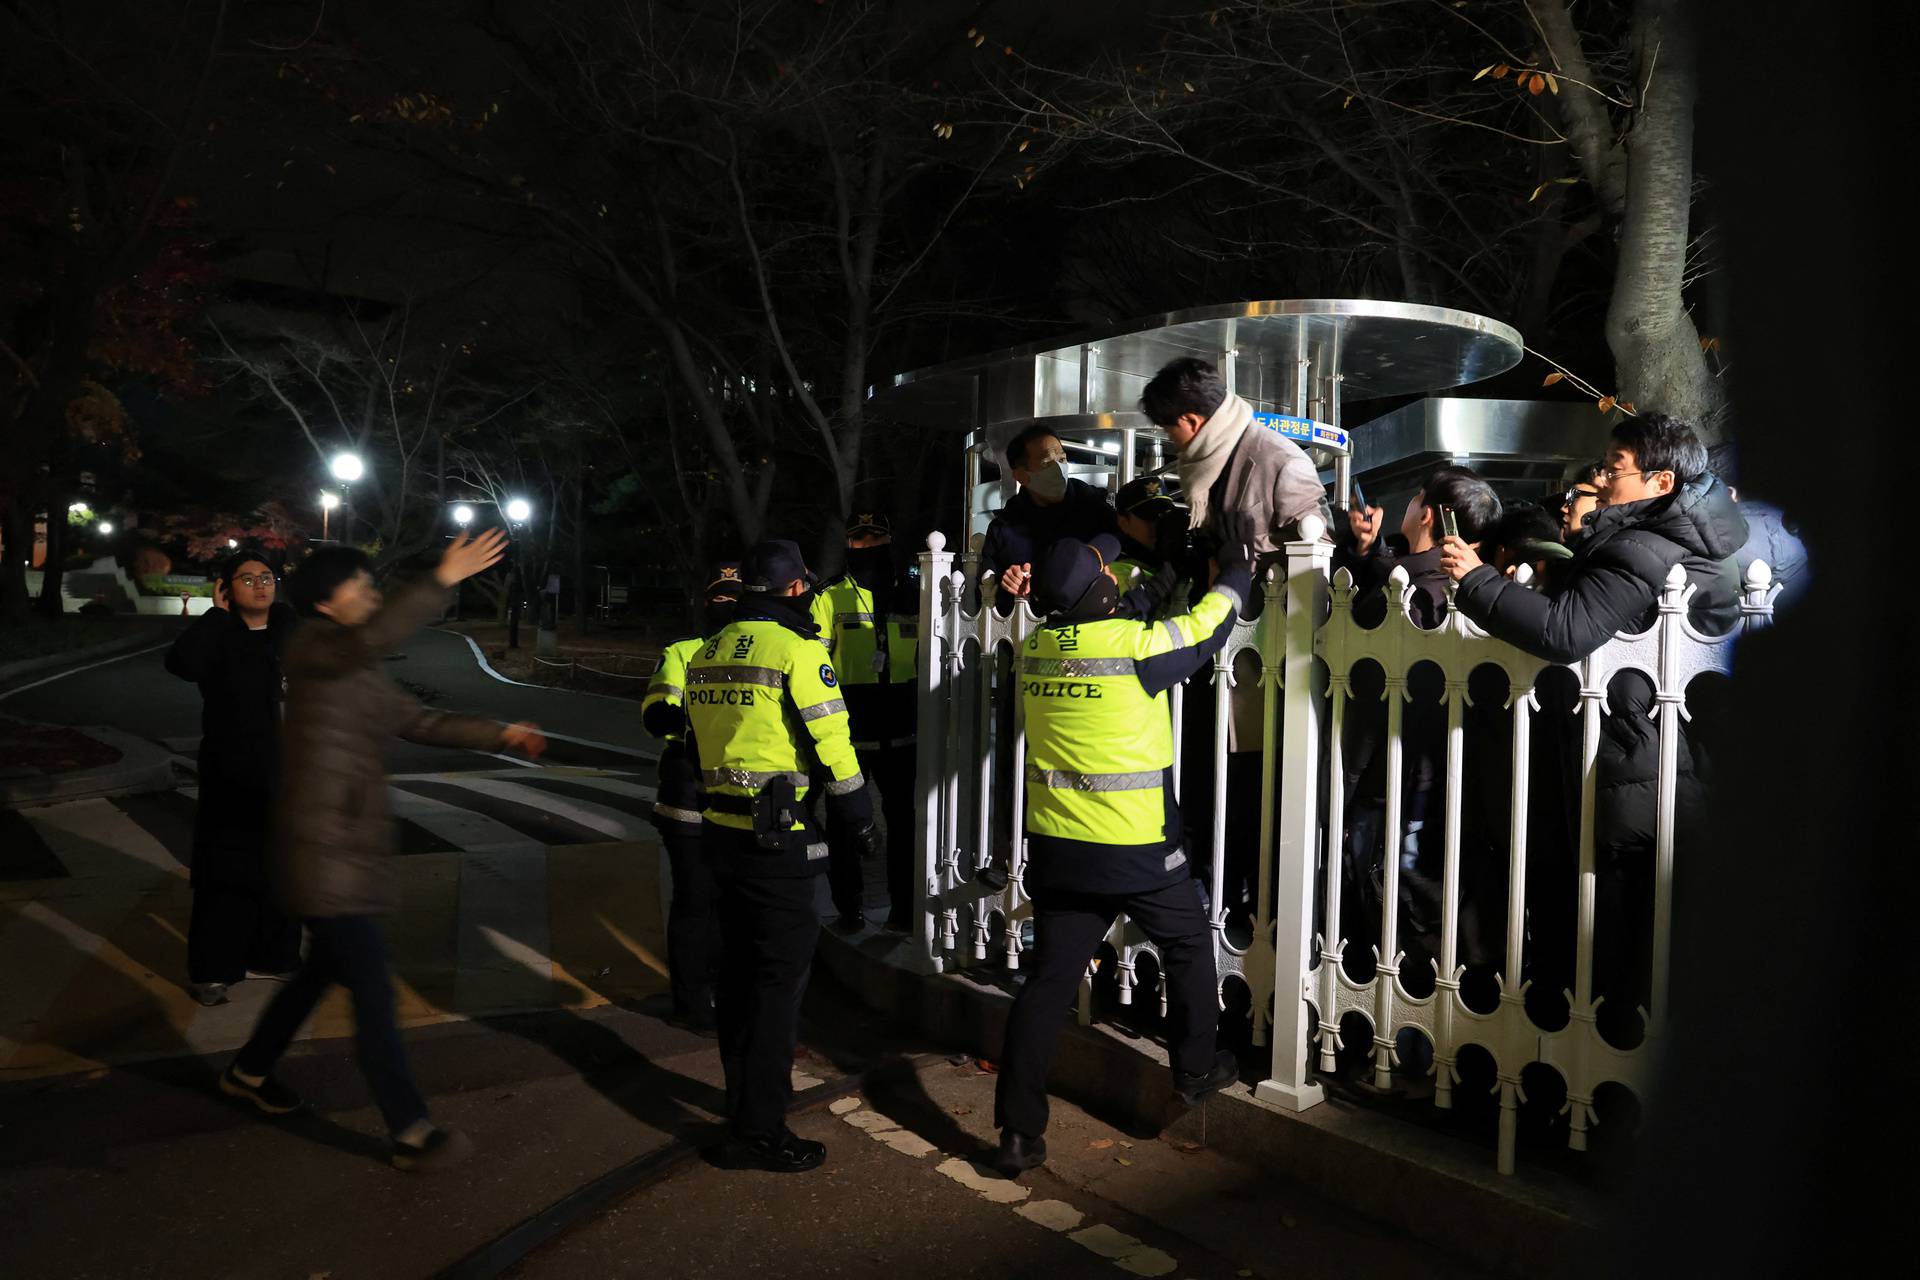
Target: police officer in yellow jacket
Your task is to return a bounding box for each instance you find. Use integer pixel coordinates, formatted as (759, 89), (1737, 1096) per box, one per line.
(641, 561), (740, 1034)
(685, 539), (877, 1172)
(994, 528), (1253, 1176)
(810, 511), (918, 932)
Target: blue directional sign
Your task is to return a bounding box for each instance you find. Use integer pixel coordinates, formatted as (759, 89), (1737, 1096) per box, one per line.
(1253, 413), (1350, 452)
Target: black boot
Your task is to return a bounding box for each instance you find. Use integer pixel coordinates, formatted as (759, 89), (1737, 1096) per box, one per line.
(730, 1129), (827, 1173)
(995, 1130), (1046, 1176)
(1173, 1049), (1239, 1105)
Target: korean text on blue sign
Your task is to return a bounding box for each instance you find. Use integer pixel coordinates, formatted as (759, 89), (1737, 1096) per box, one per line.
(1253, 413), (1350, 452)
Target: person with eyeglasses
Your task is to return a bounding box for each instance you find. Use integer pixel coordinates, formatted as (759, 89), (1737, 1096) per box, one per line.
(1438, 413), (1748, 1042)
(166, 550), (302, 1006)
(1557, 461), (1608, 543)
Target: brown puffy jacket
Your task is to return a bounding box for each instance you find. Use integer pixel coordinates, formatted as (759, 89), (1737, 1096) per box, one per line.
(272, 580), (502, 917)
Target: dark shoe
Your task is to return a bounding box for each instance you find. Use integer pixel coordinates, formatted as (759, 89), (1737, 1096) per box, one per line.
(219, 1065), (305, 1116)
(731, 1130), (827, 1173)
(190, 982), (231, 1007)
(1173, 1049), (1240, 1105)
(995, 1130), (1046, 1176)
(832, 911), (866, 935)
(392, 1126), (474, 1172)
(974, 863), (1010, 891)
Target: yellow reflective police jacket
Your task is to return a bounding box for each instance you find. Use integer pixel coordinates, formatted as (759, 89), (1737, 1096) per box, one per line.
(685, 616), (865, 845)
(1019, 573), (1246, 893)
(1109, 555), (1156, 595)
(810, 575), (917, 750)
(643, 637), (703, 744)
(644, 636), (706, 829)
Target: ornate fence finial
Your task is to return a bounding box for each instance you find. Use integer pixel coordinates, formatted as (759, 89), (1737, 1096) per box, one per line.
(1743, 558), (1772, 591)
(926, 530), (947, 554)
(1297, 512), (1327, 544)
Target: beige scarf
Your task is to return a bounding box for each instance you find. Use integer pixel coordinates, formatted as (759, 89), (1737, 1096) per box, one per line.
(1176, 392), (1253, 528)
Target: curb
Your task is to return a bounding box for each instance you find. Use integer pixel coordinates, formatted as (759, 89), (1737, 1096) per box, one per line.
(0, 626), (179, 695)
(814, 930), (1599, 1277)
(0, 725), (176, 811)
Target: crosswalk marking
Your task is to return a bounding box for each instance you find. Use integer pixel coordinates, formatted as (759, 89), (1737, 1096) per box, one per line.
(531, 773), (656, 802)
(426, 777), (650, 842)
(389, 786), (545, 855)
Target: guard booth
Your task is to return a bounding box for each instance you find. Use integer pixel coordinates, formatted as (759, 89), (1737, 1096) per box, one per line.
(871, 300), (1781, 1177)
(872, 299), (1524, 541)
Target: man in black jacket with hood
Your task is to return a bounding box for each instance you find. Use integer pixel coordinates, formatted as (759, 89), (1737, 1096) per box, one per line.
(1440, 414), (1747, 1034)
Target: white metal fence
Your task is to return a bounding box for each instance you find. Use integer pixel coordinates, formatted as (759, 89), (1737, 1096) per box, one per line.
(907, 520), (1779, 1173)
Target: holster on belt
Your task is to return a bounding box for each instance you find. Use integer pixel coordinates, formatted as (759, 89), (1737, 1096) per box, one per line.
(752, 776), (800, 852)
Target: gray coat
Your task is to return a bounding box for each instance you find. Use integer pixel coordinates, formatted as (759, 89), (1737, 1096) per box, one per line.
(272, 580), (501, 917)
(1205, 422), (1331, 751)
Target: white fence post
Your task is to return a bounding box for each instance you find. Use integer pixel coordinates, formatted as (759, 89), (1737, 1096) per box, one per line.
(909, 532), (955, 975)
(1256, 517), (1330, 1113)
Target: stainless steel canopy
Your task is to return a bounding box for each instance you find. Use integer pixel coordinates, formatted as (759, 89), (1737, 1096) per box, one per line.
(870, 299), (1525, 436)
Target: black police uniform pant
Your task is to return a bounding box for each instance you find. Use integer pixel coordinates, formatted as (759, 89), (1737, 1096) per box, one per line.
(824, 746), (916, 923)
(994, 878), (1218, 1139)
(711, 846), (822, 1141)
(659, 819), (722, 1017)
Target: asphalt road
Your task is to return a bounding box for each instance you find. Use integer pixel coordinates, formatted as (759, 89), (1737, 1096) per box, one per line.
(1, 625), (654, 775)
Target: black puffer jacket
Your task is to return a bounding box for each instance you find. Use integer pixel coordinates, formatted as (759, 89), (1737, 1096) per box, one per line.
(165, 602), (296, 890)
(1455, 476), (1748, 860)
(1453, 475), (1748, 663)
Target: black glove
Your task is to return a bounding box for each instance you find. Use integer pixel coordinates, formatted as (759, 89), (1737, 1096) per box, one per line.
(1214, 510), (1256, 574)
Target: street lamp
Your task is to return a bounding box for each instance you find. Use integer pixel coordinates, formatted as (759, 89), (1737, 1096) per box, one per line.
(319, 491), (340, 541)
(452, 504), (475, 528)
(97, 521), (113, 535)
(227, 538), (239, 549)
(329, 452), (365, 483)
(504, 498), (533, 648)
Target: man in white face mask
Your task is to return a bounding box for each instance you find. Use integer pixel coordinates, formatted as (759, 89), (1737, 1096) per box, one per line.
(979, 424), (1119, 617)
(973, 423), (1121, 891)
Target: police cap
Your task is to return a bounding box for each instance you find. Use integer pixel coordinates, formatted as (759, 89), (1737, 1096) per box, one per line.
(705, 561), (743, 599)
(741, 540), (813, 594)
(1115, 476), (1177, 519)
(1030, 533), (1122, 617)
(845, 510), (892, 538)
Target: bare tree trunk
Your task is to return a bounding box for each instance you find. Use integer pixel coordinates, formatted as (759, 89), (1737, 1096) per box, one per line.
(1605, 0), (1726, 435)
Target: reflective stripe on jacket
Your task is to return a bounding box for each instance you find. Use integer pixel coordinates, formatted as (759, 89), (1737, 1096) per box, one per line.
(645, 637), (708, 830)
(1020, 576), (1243, 893)
(643, 637), (703, 744)
(685, 620), (865, 834)
(810, 575), (918, 749)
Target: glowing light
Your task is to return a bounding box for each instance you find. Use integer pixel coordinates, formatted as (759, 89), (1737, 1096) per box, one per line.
(97, 521), (114, 535)
(452, 504), (475, 526)
(505, 498), (532, 523)
(319, 492), (340, 510)
(329, 452), (365, 483)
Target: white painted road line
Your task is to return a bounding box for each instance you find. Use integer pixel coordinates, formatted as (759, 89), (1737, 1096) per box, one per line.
(388, 787), (544, 855)
(0, 643), (171, 701)
(427, 777), (648, 841)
